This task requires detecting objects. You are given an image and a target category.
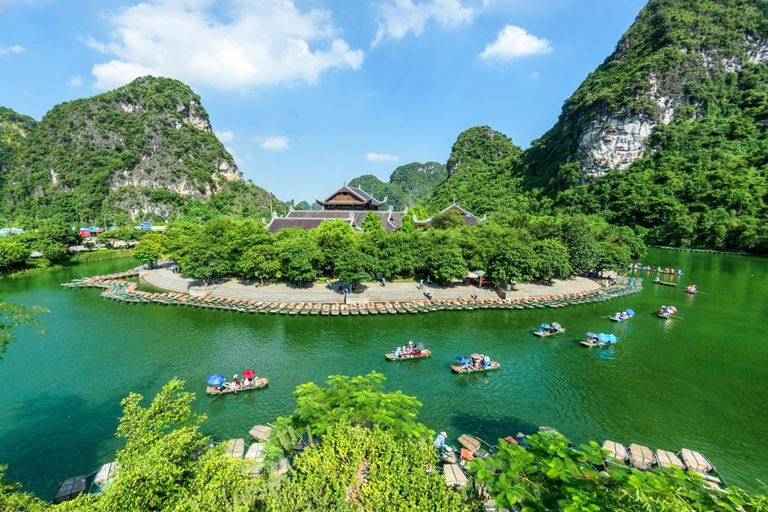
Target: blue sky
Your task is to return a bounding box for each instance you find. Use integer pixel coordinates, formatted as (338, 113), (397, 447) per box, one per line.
(0, 0), (647, 204)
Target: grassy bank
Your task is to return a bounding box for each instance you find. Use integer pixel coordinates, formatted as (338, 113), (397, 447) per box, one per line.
(72, 248), (134, 263)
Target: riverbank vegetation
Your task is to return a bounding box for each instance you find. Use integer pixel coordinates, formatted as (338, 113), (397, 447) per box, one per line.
(139, 213), (645, 287)
(0, 224), (144, 276)
(2, 374), (765, 511)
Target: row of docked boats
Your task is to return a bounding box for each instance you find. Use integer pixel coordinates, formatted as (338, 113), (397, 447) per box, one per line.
(603, 440), (724, 491)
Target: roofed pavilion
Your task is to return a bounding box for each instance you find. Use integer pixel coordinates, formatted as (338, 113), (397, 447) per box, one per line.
(315, 185), (387, 211)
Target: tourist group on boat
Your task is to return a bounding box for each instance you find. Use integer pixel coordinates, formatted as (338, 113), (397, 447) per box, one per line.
(452, 353), (500, 373)
(685, 284), (698, 294)
(581, 332), (618, 348)
(534, 322), (565, 336)
(658, 305), (677, 318)
(631, 263), (684, 275)
(206, 370), (269, 395)
(611, 309), (635, 321)
(386, 340), (431, 360)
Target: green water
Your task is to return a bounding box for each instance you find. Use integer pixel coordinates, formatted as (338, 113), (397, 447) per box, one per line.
(1, 249), (766, 498)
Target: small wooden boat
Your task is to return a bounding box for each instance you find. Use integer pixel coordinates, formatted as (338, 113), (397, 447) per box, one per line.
(385, 349), (432, 361)
(603, 440), (629, 463)
(53, 475), (87, 504)
(249, 424), (273, 442)
(658, 311), (672, 318)
(681, 449), (725, 490)
(207, 377), (269, 395)
(684, 286), (699, 294)
(533, 327), (566, 337)
(443, 463), (468, 487)
(225, 438), (246, 459)
(629, 443), (657, 470)
(653, 278), (677, 287)
(88, 462), (118, 495)
(680, 449), (714, 473)
(451, 361), (500, 373)
(245, 443), (267, 477)
(437, 445), (458, 464)
(656, 449), (686, 470)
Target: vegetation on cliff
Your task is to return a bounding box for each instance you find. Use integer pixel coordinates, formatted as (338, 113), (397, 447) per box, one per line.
(418, 0), (768, 253)
(0, 77), (277, 227)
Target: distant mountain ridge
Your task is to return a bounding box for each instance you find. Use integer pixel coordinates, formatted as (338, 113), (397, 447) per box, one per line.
(346, 161), (447, 210)
(0, 76), (277, 225)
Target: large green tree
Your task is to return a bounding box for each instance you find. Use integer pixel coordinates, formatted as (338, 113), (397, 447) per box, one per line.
(278, 372), (430, 439)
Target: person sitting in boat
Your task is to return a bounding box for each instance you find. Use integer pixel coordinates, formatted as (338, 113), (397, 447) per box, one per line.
(232, 374), (242, 390)
(551, 322), (561, 332)
(406, 341), (415, 356)
(482, 356), (490, 369)
(394, 346), (403, 358)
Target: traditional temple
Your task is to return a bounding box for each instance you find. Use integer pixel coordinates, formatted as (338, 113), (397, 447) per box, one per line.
(265, 185), (483, 234)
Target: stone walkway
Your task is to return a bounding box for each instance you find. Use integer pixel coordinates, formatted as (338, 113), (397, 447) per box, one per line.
(142, 268), (603, 304)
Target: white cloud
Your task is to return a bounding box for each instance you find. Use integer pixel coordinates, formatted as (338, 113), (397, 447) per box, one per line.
(479, 25), (552, 61)
(216, 130), (234, 143)
(0, 44), (25, 56)
(366, 152), (399, 163)
(254, 136), (290, 151)
(68, 76), (83, 87)
(529, 71), (540, 79)
(87, 0), (364, 90)
(373, 0), (473, 46)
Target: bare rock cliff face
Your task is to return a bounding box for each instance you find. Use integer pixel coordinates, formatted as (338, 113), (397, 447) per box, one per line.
(575, 38), (768, 177)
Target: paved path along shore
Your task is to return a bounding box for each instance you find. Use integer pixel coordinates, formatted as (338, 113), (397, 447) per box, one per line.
(142, 267), (603, 304)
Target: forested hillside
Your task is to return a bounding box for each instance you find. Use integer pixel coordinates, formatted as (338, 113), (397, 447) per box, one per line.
(0, 107), (37, 192)
(0, 77), (278, 226)
(419, 0), (768, 252)
(347, 161), (447, 210)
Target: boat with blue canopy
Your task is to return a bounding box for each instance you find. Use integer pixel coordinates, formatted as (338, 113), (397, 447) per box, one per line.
(580, 332), (617, 348)
(533, 322), (566, 337)
(610, 309), (635, 322)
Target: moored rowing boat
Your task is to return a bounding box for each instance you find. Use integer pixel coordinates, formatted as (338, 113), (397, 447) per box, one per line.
(603, 440), (629, 463)
(629, 443), (657, 470)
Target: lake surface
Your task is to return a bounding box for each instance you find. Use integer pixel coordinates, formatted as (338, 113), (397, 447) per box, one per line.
(1, 248), (766, 498)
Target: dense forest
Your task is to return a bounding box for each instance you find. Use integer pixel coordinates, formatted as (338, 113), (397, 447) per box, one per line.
(129, 211), (645, 287)
(1, 374), (765, 511)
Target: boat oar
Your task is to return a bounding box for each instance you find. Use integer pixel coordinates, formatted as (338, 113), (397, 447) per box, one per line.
(209, 392), (223, 404)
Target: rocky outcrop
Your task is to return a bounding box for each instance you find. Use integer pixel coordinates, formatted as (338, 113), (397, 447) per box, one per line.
(1, 76), (270, 222)
(574, 35), (768, 178)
